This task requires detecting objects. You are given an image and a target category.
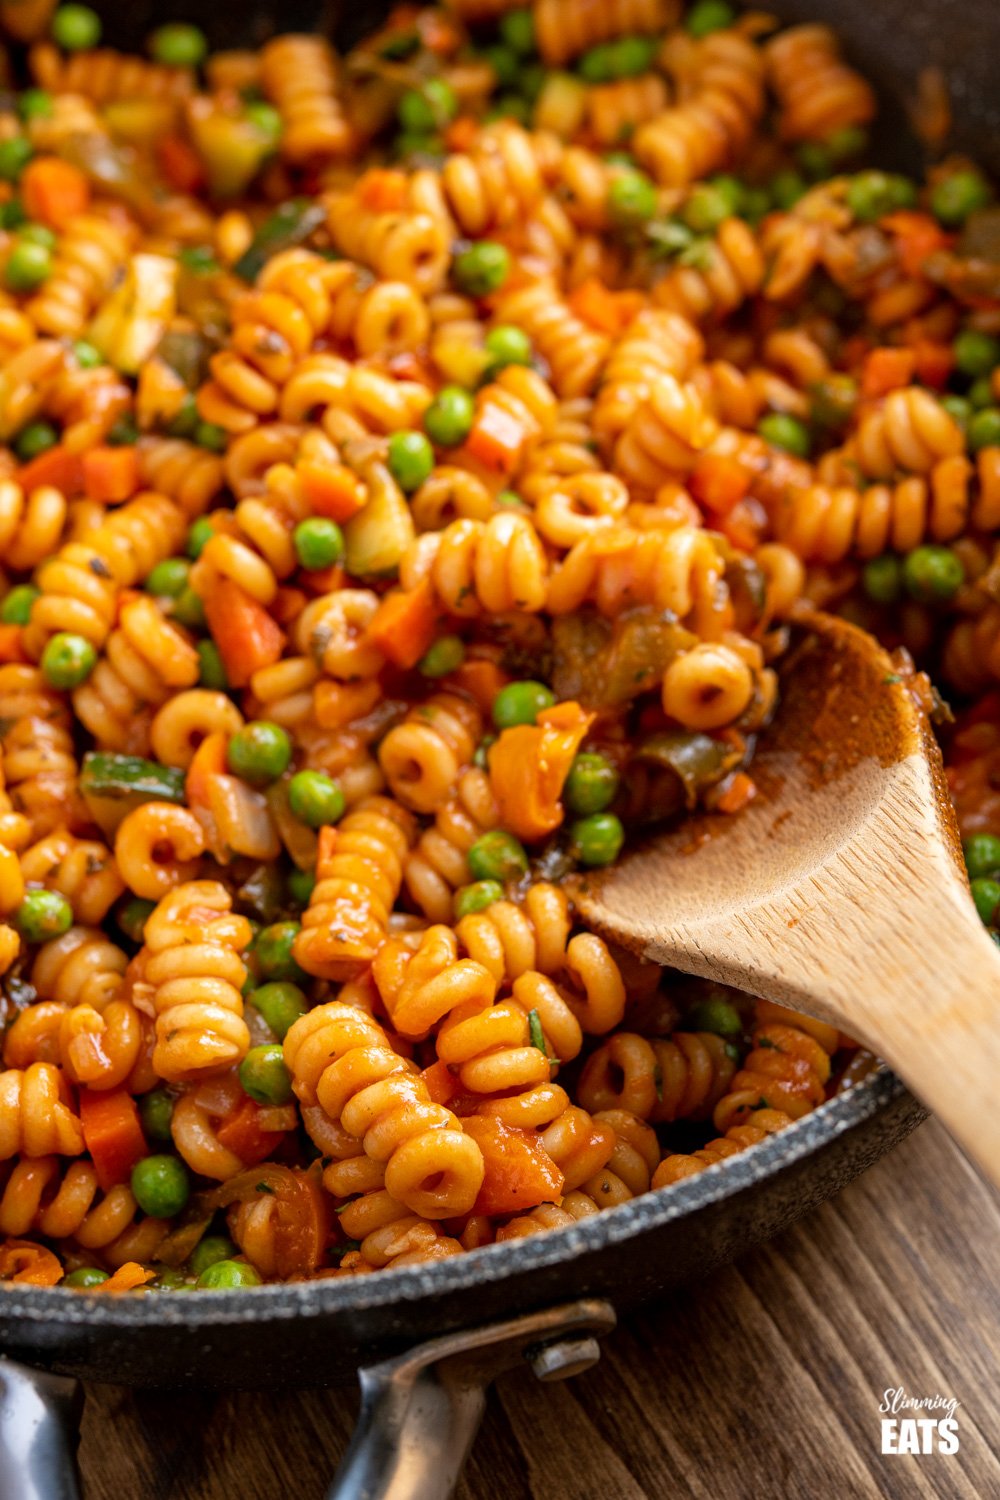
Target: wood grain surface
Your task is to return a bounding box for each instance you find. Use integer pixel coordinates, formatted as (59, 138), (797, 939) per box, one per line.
(79, 1116), (999, 1500)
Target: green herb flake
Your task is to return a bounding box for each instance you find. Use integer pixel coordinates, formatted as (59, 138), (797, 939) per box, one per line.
(528, 1008), (546, 1053)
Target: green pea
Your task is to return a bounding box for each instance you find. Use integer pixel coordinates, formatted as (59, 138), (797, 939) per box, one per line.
(954, 329), (1000, 378)
(0, 200), (26, 231)
(467, 829), (529, 882)
(472, 733), (496, 769)
(294, 517), (344, 571)
(682, 183), (732, 234)
(570, 812), (625, 867)
(964, 833), (1000, 882)
(940, 394), (972, 431)
(245, 102), (283, 148)
(194, 421), (227, 453)
(499, 7), (535, 53)
(197, 640), (228, 690)
(16, 888), (72, 943)
(931, 169), (992, 227)
(607, 170), (658, 227)
(564, 752), (620, 815)
(116, 896), (154, 944)
(418, 634), (465, 678)
(578, 44), (614, 83)
(970, 876), (1000, 926)
(968, 408), (1000, 452)
(0, 137), (33, 183)
(901, 544), (965, 603)
(453, 240), (510, 297)
(239, 1043), (294, 1106)
(62, 1267), (109, 1288)
(686, 996), (742, 1037)
(496, 488), (526, 509)
(196, 1259), (262, 1289)
(388, 429), (435, 492)
(708, 174), (745, 215)
(517, 62), (545, 102)
(41, 631), (96, 689)
(227, 722), (292, 787)
(485, 324), (532, 371)
(488, 95), (530, 125)
(149, 1268), (193, 1292)
(453, 879), (505, 919)
(0, 583), (38, 625)
(167, 392), (199, 439)
(484, 45), (520, 88)
(14, 420), (58, 461)
(51, 3), (101, 49)
(106, 414), (138, 447)
(131, 1155), (190, 1218)
(72, 339), (102, 369)
(740, 186), (772, 224)
(796, 141), (831, 181)
(828, 125), (868, 162)
(171, 587), (205, 632)
(285, 868), (315, 909)
(685, 0), (735, 36)
(18, 89), (53, 122)
(425, 386), (475, 447)
(769, 169), (807, 211)
(18, 223), (56, 251)
(189, 1235), (236, 1278)
(493, 679), (556, 729)
(150, 22), (208, 67)
(288, 769), (345, 829)
(398, 79), (458, 134)
(846, 171), (916, 223)
(810, 373), (858, 433)
(145, 557), (191, 599)
(5, 239), (51, 291)
(394, 131), (444, 161)
(186, 517), (215, 559)
(138, 1089), (175, 1143)
(862, 554), (902, 605)
(757, 412), (811, 458)
(251, 980), (308, 1040)
(253, 921), (305, 982)
(607, 35), (656, 78)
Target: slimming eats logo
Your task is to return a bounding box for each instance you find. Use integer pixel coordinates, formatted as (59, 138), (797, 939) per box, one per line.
(880, 1387), (960, 1455)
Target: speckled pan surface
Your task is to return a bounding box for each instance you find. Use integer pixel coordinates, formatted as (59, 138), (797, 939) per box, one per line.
(1, 0), (990, 1387)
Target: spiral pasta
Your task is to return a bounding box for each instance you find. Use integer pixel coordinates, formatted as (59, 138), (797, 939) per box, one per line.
(260, 34), (351, 165)
(764, 24), (876, 143)
(634, 30), (765, 187)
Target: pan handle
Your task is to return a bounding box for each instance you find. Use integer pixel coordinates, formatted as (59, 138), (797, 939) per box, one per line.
(325, 1298), (615, 1500)
(0, 1360), (83, 1500)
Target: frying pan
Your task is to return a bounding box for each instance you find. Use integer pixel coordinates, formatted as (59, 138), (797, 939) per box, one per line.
(1, 0), (995, 1491)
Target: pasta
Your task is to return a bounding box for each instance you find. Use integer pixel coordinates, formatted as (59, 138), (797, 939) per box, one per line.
(0, 0), (994, 1293)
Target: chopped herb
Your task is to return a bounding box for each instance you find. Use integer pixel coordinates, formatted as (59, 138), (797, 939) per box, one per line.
(528, 1008), (546, 1053)
(883, 673), (902, 685)
(255, 1182), (276, 1194)
(756, 1036), (779, 1050)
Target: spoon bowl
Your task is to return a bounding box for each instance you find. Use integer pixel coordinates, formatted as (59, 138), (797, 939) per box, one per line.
(576, 611), (1000, 1187)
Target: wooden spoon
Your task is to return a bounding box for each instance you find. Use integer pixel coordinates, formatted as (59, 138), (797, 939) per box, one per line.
(574, 610), (1000, 1186)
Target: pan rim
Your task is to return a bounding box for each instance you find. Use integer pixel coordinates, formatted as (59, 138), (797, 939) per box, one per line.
(0, 1067), (911, 1328)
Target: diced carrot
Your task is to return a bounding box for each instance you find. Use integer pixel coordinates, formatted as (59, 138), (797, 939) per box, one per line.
(17, 444), (83, 496)
(271, 586), (307, 627)
(912, 338), (955, 390)
(720, 497), (766, 553)
(448, 658), (509, 713)
(79, 1088), (147, 1192)
(357, 168), (409, 213)
(690, 453), (751, 516)
(298, 462), (367, 523)
(0, 1238), (63, 1285)
(445, 115), (479, 153)
(185, 729), (228, 812)
(216, 1096), (288, 1166)
(367, 579), (439, 669)
(466, 399), (526, 476)
(300, 565), (346, 597)
(95, 1262), (156, 1292)
(204, 578), (286, 688)
(422, 1059), (459, 1106)
(272, 1167), (330, 1278)
(488, 701), (594, 842)
(20, 156), (89, 229)
(419, 9), (461, 53)
(881, 210), (953, 278)
(0, 625), (27, 664)
(567, 278), (643, 335)
(465, 1116), (564, 1216)
(82, 445), (139, 503)
(157, 134), (205, 194)
(715, 770), (757, 814)
(861, 346), (916, 400)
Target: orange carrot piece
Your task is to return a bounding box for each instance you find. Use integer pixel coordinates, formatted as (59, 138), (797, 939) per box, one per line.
(715, 770), (757, 814)
(445, 115), (479, 152)
(185, 729), (228, 812)
(912, 338), (954, 389)
(0, 625), (27, 664)
(567, 279), (643, 335)
(861, 346), (916, 399)
(82, 445), (139, 503)
(0, 1238), (63, 1285)
(448, 658), (508, 713)
(216, 1097), (288, 1166)
(488, 702), (594, 842)
(157, 134), (205, 193)
(367, 579), (439, 669)
(204, 578), (286, 688)
(95, 1262), (156, 1292)
(298, 463), (367, 523)
(881, 210), (953, 277)
(78, 1088), (147, 1192)
(690, 453), (751, 516)
(17, 445), (83, 496)
(357, 168), (409, 212)
(20, 156), (90, 229)
(465, 1117), (564, 1216)
(466, 399), (526, 476)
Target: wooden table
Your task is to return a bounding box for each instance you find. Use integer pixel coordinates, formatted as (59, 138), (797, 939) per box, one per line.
(79, 1115), (999, 1500)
